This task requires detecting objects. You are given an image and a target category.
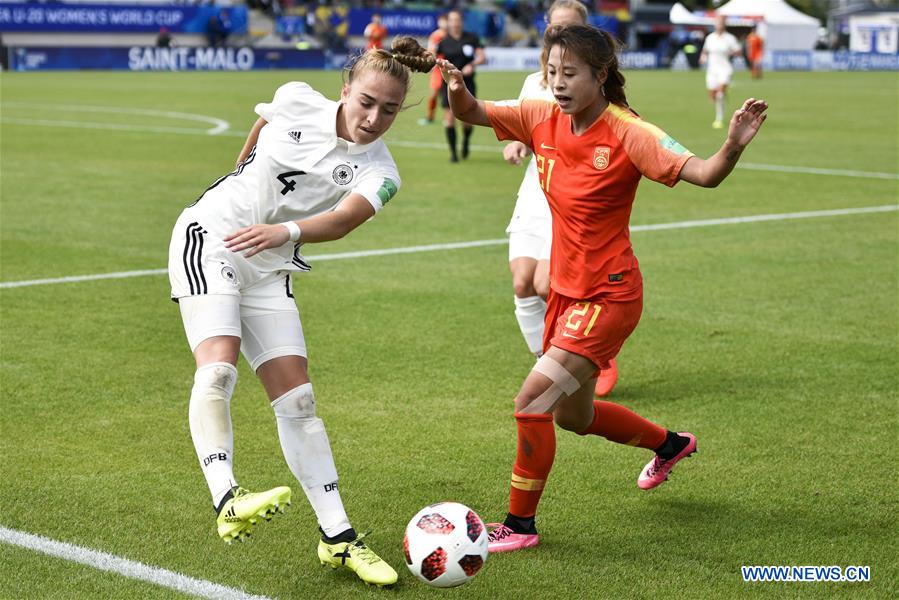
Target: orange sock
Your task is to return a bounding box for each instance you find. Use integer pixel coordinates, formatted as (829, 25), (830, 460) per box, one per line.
(578, 401), (667, 450)
(427, 96), (437, 120)
(508, 413), (555, 518)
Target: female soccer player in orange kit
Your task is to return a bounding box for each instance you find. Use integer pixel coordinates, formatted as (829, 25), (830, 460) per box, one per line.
(419, 13), (448, 125)
(438, 24), (767, 552)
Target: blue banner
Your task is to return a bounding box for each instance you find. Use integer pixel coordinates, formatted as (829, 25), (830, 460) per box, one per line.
(0, 3), (247, 34)
(9, 46), (327, 71)
(773, 50), (899, 71)
(535, 14), (619, 37)
(347, 8), (438, 37)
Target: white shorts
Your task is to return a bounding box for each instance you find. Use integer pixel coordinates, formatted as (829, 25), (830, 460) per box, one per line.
(169, 215), (307, 370)
(706, 68), (733, 90)
(508, 227), (552, 262)
(507, 191), (552, 262)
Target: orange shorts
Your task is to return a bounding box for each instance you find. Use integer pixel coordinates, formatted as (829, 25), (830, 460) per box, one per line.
(544, 288), (643, 372)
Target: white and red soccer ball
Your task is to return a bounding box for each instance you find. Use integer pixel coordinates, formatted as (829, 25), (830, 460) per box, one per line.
(403, 502), (488, 587)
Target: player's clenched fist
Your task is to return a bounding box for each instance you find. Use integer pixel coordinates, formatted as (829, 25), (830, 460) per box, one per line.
(503, 142), (530, 166)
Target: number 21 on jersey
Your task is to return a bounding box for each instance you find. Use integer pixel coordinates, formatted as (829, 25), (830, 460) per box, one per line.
(535, 153), (555, 194)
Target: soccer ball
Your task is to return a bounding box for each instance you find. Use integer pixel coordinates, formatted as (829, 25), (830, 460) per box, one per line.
(403, 502), (488, 587)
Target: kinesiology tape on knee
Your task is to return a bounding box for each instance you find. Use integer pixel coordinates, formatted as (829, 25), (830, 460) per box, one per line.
(521, 355), (582, 414)
(272, 383), (338, 488)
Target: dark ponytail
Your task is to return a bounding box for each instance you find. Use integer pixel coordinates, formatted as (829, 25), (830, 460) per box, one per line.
(542, 24), (630, 109)
(596, 29), (628, 108)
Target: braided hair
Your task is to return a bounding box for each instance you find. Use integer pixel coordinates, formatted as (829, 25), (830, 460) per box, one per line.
(345, 36), (436, 93)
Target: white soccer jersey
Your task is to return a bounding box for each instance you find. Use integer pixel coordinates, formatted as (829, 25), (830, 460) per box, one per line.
(184, 81), (401, 274)
(702, 31), (741, 74)
(506, 71), (552, 235)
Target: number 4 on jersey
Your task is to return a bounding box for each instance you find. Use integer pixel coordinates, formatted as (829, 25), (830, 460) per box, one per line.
(278, 171), (306, 195)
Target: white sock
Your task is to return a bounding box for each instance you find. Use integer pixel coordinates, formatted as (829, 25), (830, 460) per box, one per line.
(514, 295), (546, 356)
(189, 362), (238, 508)
(302, 481), (352, 538)
(715, 92), (725, 122)
(272, 383), (351, 538)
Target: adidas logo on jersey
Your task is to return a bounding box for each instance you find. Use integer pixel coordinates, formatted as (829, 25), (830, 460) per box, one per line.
(288, 130), (302, 143)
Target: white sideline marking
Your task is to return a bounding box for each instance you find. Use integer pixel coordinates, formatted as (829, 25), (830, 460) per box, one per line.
(3, 118), (231, 137)
(1, 108), (896, 180)
(381, 140), (899, 180)
(0, 526), (273, 600)
(738, 162), (899, 180)
(1, 205), (895, 290)
(1, 102), (230, 135)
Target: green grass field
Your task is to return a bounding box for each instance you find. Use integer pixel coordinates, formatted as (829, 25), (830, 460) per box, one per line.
(1, 68), (897, 599)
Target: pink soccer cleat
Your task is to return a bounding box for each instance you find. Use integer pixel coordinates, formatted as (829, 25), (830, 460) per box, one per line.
(594, 359), (619, 397)
(486, 523), (539, 553)
(637, 432), (697, 490)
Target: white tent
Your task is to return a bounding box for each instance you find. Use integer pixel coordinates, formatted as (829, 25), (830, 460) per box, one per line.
(669, 3), (755, 27)
(717, 0), (820, 50)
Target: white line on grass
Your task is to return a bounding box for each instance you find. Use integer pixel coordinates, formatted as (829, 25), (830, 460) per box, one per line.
(1, 103), (230, 135)
(0, 526), (273, 600)
(737, 162), (899, 180)
(1, 205), (895, 290)
(1, 110), (896, 180)
(383, 140), (899, 180)
(3, 117), (231, 137)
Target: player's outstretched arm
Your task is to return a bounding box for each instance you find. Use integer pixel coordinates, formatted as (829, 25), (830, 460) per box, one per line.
(236, 117), (267, 167)
(679, 98), (768, 188)
(436, 58), (490, 127)
(224, 194), (376, 257)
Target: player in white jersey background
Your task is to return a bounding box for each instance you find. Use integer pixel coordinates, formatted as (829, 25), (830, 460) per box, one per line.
(701, 13), (742, 129)
(167, 38), (434, 588)
(501, 0), (619, 397)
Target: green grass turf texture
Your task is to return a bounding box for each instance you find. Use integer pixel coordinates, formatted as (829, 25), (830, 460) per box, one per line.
(1, 69), (896, 599)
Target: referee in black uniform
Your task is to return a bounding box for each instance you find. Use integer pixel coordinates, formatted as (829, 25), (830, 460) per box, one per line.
(436, 9), (486, 162)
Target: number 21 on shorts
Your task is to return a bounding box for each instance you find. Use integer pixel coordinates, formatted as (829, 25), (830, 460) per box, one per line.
(565, 302), (602, 337)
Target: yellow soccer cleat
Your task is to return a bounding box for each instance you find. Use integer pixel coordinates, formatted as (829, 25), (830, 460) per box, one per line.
(318, 531), (398, 587)
(216, 486), (292, 544)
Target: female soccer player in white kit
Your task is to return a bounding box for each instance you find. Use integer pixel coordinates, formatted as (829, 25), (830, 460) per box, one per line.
(168, 38), (434, 587)
(503, 1), (618, 396)
(701, 13), (742, 129)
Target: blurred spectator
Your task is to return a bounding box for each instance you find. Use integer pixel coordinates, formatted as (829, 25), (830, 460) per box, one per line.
(364, 13), (388, 50)
(333, 3), (349, 50)
(206, 10), (231, 47)
(683, 30), (705, 69)
(312, 2), (347, 52)
(156, 27), (174, 48)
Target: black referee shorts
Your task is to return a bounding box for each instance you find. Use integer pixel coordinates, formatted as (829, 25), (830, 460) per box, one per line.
(440, 75), (477, 109)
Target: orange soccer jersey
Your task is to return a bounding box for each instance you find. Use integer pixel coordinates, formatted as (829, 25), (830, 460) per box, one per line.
(365, 23), (388, 50)
(486, 100), (694, 299)
(747, 32), (764, 62)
